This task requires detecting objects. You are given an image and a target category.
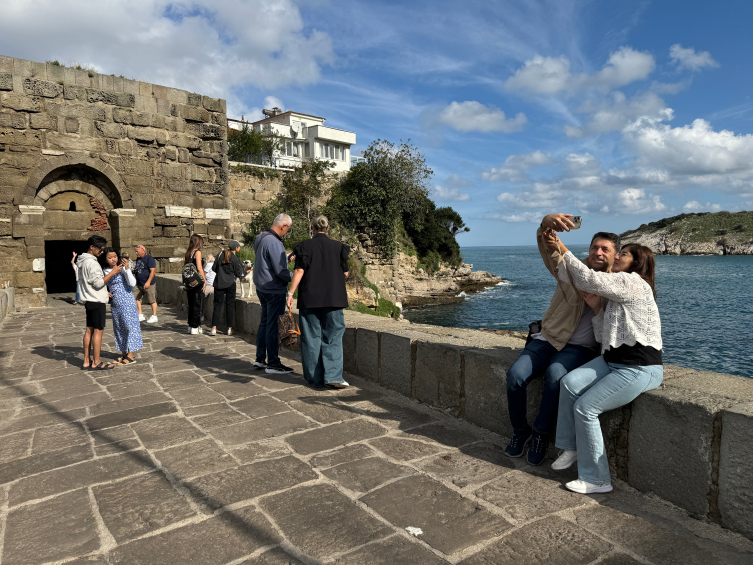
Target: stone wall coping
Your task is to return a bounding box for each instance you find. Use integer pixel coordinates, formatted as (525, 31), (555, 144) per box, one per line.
(18, 205), (45, 215)
(111, 208), (137, 217)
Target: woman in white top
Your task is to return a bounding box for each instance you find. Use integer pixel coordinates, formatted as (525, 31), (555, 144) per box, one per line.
(544, 231), (662, 494)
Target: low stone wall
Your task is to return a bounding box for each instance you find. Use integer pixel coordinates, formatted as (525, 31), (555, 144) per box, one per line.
(0, 286), (15, 324)
(155, 273), (753, 541)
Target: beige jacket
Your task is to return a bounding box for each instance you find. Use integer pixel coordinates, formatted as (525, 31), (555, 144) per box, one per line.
(536, 228), (587, 350)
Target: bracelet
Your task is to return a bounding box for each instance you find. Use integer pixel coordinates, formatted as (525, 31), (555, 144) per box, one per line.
(287, 292), (294, 296)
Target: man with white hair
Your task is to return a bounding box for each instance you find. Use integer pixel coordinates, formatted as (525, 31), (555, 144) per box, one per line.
(252, 213), (294, 374)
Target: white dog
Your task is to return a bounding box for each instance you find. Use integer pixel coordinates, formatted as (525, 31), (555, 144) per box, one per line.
(238, 260), (254, 298)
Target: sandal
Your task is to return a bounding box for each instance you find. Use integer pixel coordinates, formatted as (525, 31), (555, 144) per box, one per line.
(89, 361), (116, 370)
(117, 357), (137, 366)
(114, 357), (126, 364)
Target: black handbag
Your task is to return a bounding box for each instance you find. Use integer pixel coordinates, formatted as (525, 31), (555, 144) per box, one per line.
(182, 252), (204, 289)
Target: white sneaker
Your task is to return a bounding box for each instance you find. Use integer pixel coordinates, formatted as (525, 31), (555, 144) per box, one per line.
(146, 315), (158, 324)
(227, 328), (233, 336)
(210, 328), (216, 336)
(565, 479), (613, 494)
(190, 327), (199, 335)
(552, 450), (578, 471)
(139, 314), (146, 322)
(327, 380), (350, 389)
(187, 326), (192, 334)
(253, 360), (267, 369)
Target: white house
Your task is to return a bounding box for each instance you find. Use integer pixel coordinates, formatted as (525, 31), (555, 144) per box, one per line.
(229, 108), (357, 172)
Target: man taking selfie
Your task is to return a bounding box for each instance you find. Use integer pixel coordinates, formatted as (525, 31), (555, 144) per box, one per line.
(504, 213), (619, 465)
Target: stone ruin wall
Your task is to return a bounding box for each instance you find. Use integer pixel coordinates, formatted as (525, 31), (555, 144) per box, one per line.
(0, 54), (233, 307)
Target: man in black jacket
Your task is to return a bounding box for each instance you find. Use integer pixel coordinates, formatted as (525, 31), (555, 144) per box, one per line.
(287, 215), (350, 388)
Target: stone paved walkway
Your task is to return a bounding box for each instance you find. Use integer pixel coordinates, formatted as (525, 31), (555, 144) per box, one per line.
(1, 304), (752, 565)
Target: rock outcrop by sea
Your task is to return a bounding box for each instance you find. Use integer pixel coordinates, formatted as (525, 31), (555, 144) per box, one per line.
(621, 228), (753, 255)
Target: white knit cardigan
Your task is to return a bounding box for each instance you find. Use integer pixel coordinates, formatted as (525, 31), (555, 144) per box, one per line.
(556, 251), (662, 354)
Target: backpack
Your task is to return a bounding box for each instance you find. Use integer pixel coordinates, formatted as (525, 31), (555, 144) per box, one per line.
(278, 307), (301, 351)
(182, 251), (204, 289)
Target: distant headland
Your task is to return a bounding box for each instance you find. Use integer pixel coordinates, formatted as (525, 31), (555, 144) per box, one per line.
(621, 211), (753, 255)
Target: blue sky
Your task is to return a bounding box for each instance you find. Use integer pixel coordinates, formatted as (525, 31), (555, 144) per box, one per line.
(2, 0), (752, 245)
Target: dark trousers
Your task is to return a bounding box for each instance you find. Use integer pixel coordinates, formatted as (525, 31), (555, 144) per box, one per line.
(212, 285), (236, 328)
(506, 339), (597, 435)
(256, 291), (287, 366)
(186, 287), (203, 329)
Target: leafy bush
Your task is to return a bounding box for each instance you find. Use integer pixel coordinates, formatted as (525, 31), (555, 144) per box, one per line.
(228, 124), (285, 165)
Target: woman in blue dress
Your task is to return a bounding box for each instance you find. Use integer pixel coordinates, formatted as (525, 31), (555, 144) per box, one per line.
(100, 247), (143, 365)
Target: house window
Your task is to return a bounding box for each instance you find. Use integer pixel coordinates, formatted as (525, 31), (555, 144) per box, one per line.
(286, 142), (292, 157)
(304, 143), (310, 158)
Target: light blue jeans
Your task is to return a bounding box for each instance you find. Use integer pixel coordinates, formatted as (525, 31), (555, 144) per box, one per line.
(555, 356), (663, 484)
(299, 307), (346, 386)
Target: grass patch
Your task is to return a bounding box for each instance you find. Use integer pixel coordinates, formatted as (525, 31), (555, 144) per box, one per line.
(623, 211), (753, 243)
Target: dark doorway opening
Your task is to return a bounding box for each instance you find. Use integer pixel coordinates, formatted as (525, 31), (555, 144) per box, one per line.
(68, 201), (77, 211)
(45, 240), (90, 294)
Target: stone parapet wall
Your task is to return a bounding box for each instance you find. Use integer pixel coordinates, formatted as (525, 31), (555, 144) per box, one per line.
(227, 170), (282, 240)
(155, 271), (753, 541)
(0, 55), (230, 306)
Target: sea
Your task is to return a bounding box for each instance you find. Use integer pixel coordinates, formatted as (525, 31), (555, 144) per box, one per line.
(402, 245), (753, 379)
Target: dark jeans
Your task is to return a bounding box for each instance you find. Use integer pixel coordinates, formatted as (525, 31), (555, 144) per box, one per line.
(186, 287), (203, 329)
(212, 285), (236, 328)
(256, 291), (287, 366)
(299, 307), (346, 386)
(506, 339), (597, 435)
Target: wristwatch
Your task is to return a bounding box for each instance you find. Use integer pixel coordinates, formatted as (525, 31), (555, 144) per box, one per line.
(287, 292), (294, 296)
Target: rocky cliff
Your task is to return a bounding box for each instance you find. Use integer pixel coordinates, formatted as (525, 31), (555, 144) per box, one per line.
(354, 252), (501, 309)
(621, 211), (753, 255)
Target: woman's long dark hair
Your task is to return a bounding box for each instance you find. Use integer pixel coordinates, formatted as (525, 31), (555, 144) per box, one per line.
(621, 244), (656, 298)
(98, 247), (120, 270)
(184, 234), (204, 262)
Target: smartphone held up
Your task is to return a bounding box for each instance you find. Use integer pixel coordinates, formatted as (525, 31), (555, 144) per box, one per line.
(570, 216), (582, 230)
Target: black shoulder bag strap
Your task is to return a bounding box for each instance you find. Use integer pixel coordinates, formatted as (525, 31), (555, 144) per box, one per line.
(253, 231), (274, 253)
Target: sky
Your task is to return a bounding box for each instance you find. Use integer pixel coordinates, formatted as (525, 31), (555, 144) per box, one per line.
(2, 0), (753, 245)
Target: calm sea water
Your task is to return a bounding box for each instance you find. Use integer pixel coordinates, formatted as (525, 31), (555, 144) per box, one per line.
(403, 246), (753, 379)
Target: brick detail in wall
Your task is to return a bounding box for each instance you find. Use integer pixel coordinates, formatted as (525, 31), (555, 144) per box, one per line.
(88, 197), (108, 231)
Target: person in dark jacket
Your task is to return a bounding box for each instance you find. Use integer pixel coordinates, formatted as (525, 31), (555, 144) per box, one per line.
(210, 241), (248, 336)
(287, 215), (350, 388)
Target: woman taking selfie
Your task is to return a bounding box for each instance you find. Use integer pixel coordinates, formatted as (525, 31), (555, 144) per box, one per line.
(544, 231), (662, 494)
(100, 247), (143, 365)
(184, 234), (207, 334)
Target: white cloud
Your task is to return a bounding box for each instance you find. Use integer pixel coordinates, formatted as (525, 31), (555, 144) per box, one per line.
(624, 114), (753, 179)
(565, 92), (668, 137)
(482, 150), (552, 182)
(0, 0), (334, 117)
(683, 201), (722, 212)
(244, 96), (287, 122)
(445, 173), (472, 189)
(433, 184), (471, 202)
(435, 101), (526, 132)
(505, 47), (655, 96)
(494, 212), (546, 223)
(617, 188), (666, 214)
(669, 44), (719, 71)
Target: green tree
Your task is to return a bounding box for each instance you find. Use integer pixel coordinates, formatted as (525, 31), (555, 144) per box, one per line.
(228, 124), (285, 165)
(243, 159), (335, 249)
(404, 201), (469, 269)
(327, 139), (433, 256)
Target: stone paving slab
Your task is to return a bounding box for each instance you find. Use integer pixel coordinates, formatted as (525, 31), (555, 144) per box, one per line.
(0, 304), (752, 565)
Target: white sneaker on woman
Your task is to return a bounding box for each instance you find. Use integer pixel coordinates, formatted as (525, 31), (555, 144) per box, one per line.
(210, 328), (216, 336)
(190, 327), (199, 335)
(565, 479), (612, 494)
(552, 450), (578, 471)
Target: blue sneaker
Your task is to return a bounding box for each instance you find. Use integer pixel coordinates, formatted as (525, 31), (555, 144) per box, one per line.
(527, 431), (549, 466)
(505, 430), (532, 458)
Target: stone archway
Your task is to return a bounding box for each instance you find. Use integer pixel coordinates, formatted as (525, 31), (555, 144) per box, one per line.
(21, 154), (133, 209)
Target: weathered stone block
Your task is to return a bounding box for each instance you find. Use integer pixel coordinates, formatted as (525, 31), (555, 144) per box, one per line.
(0, 129), (42, 148)
(629, 386), (732, 516)
(0, 73), (12, 91)
(127, 125), (156, 142)
(44, 132), (103, 152)
(63, 84), (86, 101)
(187, 122), (224, 140)
(719, 402), (753, 539)
(414, 341), (463, 411)
(202, 96), (225, 112)
(86, 89), (135, 107)
(342, 327), (357, 374)
(172, 103), (209, 122)
(170, 132), (202, 149)
(379, 332), (414, 397)
(1, 92), (41, 112)
(22, 77), (62, 98)
(65, 116), (79, 133)
(187, 92), (202, 106)
(14, 271), (45, 288)
(463, 347), (523, 436)
(355, 328), (379, 382)
(46, 101), (106, 121)
(0, 111), (27, 129)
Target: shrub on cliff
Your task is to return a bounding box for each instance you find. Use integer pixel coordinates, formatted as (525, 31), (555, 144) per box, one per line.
(327, 139), (433, 256)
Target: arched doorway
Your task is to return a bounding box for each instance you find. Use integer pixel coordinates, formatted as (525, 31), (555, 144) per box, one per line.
(36, 166), (117, 303)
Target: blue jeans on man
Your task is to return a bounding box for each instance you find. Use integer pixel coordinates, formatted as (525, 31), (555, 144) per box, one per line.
(506, 339), (597, 436)
(298, 307), (346, 387)
(256, 291), (287, 366)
